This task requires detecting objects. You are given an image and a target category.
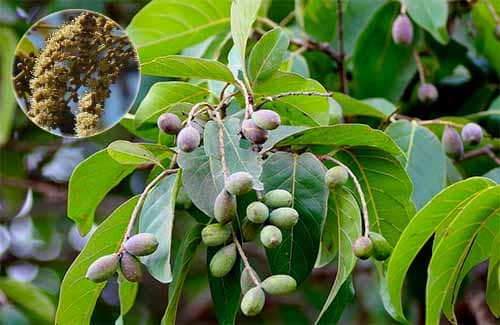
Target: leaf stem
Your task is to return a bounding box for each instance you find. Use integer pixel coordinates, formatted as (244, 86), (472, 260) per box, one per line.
(235, 79), (255, 119)
(231, 228), (261, 287)
(461, 144), (500, 165)
(187, 102), (212, 126)
(413, 49), (426, 84)
(257, 91), (333, 109)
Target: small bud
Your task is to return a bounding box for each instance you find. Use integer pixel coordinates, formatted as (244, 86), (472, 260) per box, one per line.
(442, 126), (464, 159)
(260, 225), (282, 248)
(157, 113), (182, 134)
(177, 126), (201, 152)
(495, 24), (500, 41)
(124, 233), (159, 256)
(392, 14), (413, 45)
(209, 243), (237, 278)
(242, 218), (261, 241)
(325, 166), (349, 188)
(263, 189), (293, 208)
(352, 236), (373, 260)
(251, 110), (281, 130)
(246, 201), (269, 224)
(261, 275), (297, 295)
(226, 171), (254, 196)
(368, 232), (392, 261)
(418, 83), (438, 104)
(120, 252), (143, 282)
(461, 123), (483, 145)
(240, 287), (265, 316)
(201, 223), (231, 246)
(86, 253), (119, 283)
(242, 119), (268, 144)
(269, 207), (299, 229)
(240, 267), (260, 294)
(214, 190), (237, 224)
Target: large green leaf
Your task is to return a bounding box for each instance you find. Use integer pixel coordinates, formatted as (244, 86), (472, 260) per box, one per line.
(254, 71), (330, 126)
(0, 28), (17, 146)
(332, 93), (388, 118)
(0, 279), (54, 324)
(315, 187), (361, 324)
(68, 150), (136, 235)
(162, 225), (203, 324)
(386, 177), (495, 321)
(139, 173), (181, 283)
(116, 274), (138, 325)
(426, 185), (500, 325)
(386, 120), (447, 209)
(134, 82), (209, 129)
(108, 140), (160, 166)
(486, 232), (500, 317)
(472, 1), (500, 75)
(353, 2), (416, 101)
(56, 197), (138, 325)
(248, 28), (289, 83)
(261, 152), (328, 284)
(141, 55), (235, 82)
(403, 0), (448, 44)
(230, 0), (261, 74)
(127, 0), (231, 62)
(484, 167), (500, 184)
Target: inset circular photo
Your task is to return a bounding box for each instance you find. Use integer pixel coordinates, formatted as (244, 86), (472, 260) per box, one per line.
(12, 9), (140, 138)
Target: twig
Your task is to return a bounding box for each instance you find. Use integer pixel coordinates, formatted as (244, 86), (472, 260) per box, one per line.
(484, 0), (500, 24)
(219, 82), (231, 102)
(187, 102), (211, 125)
(235, 79), (255, 119)
(461, 144), (500, 165)
(413, 49), (426, 84)
(0, 176), (67, 202)
(418, 119), (464, 129)
(257, 91), (333, 109)
(232, 229), (261, 286)
(320, 155), (370, 236)
(336, 0), (348, 94)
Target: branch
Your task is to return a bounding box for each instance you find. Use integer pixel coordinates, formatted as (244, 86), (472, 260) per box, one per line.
(461, 144), (500, 165)
(413, 49), (426, 84)
(0, 176), (67, 202)
(235, 79), (255, 119)
(232, 229), (261, 287)
(336, 0), (348, 94)
(257, 91), (333, 109)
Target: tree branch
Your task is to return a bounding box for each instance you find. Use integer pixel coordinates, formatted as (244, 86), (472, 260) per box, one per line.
(461, 144), (500, 165)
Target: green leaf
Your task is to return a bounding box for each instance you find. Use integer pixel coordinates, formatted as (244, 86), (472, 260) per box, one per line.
(162, 225), (203, 324)
(386, 177), (495, 321)
(139, 173), (181, 283)
(302, 0), (339, 42)
(116, 274), (138, 325)
(262, 152), (329, 284)
(68, 150), (136, 235)
(316, 278), (355, 325)
(230, 0), (261, 74)
(315, 187), (361, 324)
(0, 28), (17, 145)
(361, 98), (397, 117)
(472, 1), (500, 75)
(486, 232), (500, 317)
(141, 55), (235, 83)
(120, 113), (159, 141)
(254, 71), (330, 126)
(0, 278), (54, 324)
(403, 0), (448, 44)
(127, 0), (231, 62)
(426, 185), (500, 325)
(484, 167), (500, 184)
(56, 197), (138, 325)
(353, 2), (416, 101)
(332, 93), (389, 118)
(248, 28), (290, 83)
(386, 120), (447, 209)
(108, 140), (160, 166)
(134, 82), (209, 129)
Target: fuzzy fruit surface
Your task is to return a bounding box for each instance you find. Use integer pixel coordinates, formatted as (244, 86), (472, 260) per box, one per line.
(392, 14), (413, 45)
(214, 190), (237, 224)
(157, 113), (182, 134)
(240, 287), (265, 316)
(201, 223), (231, 246)
(260, 225), (282, 248)
(226, 171), (254, 195)
(442, 126), (464, 159)
(269, 207), (299, 229)
(252, 110), (281, 130)
(418, 83), (438, 104)
(242, 219), (261, 241)
(240, 267), (259, 294)
(352, 236), (373, 260)
(86, 253), (119, 283)
(368, 232), (392, 261)
(209, 243), (237, 278)
(246, 201), (269, 223)
(261, 275), (297, 295)
(242, 119), (268, 144)
(120, 252), (143, 282)
(325, 166), (349, 188)
(263, 189), (293, 208)
(177, 126), (201, 152)
(123, 233), (159, 256)
(461, 123), (483, 145)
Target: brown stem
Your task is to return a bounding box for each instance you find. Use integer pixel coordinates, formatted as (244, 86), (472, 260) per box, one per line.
(231, 228), (261, 287)
(336, 0), (348, 94)
(413, 49), (426, 84)
(0, 176), (67, 202)
(235, 79), (255, 119)
(257, 91), (333, 109)
(461, 144), (500, 165)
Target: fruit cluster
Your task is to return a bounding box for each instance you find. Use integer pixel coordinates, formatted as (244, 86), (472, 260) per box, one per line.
(442, 122), (484, 159)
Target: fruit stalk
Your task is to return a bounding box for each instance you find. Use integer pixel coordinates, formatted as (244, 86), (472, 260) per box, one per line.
(232, 228), (261, 287)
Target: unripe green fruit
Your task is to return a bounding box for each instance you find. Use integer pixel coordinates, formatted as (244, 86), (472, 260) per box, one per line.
(214, 190), (237, 224)
(325, 166), (349, 188)
(120, 252), (143, 282)
(461, 123), (483, 145)
(495, 24), (500, 41)
(352, 236), (373, 260)
(261, 275), (297, 295)
(442, 126), (464, 159)
(175, 189), (192, 209)
(157, 113), (182, 134)
(260, 225), (282, 248)
(246, 201), (269, 224)
(263, 189), (293, 208)
(368, 232), (392, 261)
(124, 233), (159, 256)
(86, 253), (119, 283)
(418, 83), (438, 104)
(242, 119), (268, 144)
(201, 223), (231, 246)
(226, 171), (254, 195)
(240, 287), (265, 316)
(177, 126), (201, 152)
(242, 218), (261, 241)
(269, 207), (299, 229)
(251, 110), (281, 130)
(392, 14), (413, 45)
(209, 243), (237, 278)
(240, 267), (260, 294)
